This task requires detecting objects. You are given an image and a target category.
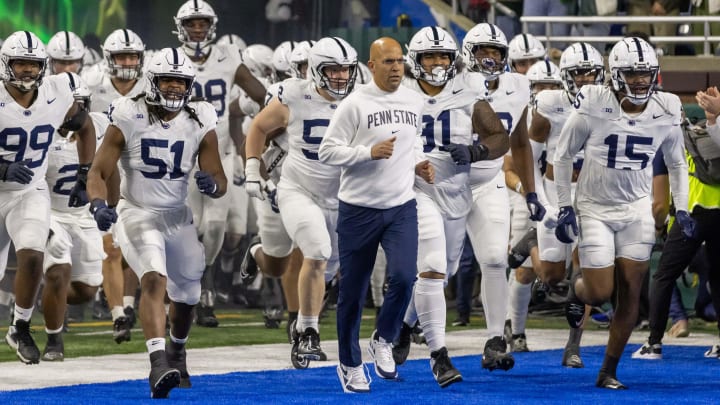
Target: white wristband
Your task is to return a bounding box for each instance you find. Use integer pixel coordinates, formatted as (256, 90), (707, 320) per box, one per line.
(245, 157), (261, 178)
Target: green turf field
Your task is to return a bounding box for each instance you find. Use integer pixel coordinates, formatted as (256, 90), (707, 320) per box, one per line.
(1, 308), (717, 363)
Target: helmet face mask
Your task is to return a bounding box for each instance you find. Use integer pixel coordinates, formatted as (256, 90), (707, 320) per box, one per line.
(609, 37), (659, 105)
(309, 37), (358, 100)
(559, 42), (605, 96)
(103, 29), (145, 81)
(47, 31), (85, 74)
(0, 31), (47, 92)
(145, 48), (195, 112)
(462, 23), (508, 78)
(407, 26), (457, 87)
(174, 0), (218, 58)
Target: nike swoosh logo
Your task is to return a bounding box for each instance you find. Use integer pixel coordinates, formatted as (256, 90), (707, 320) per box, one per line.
(496, 185), (505, 189)
(97, 133), (105, 140)
(47, 98), (56, 104)
(653, 114), (663, 119)
(505, 91), (514, 96)
(392, 130), (399, 134)
(452, 89), (463, 94)
(218, 56), (227, 62)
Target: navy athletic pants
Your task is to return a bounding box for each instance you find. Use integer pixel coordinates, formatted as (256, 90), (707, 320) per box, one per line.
(336, 199), (418, 367)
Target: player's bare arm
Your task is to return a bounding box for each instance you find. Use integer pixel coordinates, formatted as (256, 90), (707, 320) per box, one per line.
(245, 97), (290, 161)
(528, 109), (551, 143)
(197, 129), (227, 198)
(509, 107), (536, 194)
(87, 125), (125, 202)
(234, 63), (267, 106)
(472, 99), (509, 160)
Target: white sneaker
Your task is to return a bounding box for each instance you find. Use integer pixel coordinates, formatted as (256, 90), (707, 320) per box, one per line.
(337, 363), (371, 393)
(5, 324), (17, 350)
(631, 342), (662, 360)
(367, 329), (398, 379)
(704, 344), (720, 358)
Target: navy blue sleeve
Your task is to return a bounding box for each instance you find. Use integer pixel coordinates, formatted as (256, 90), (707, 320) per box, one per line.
(653, 149), (668, 177)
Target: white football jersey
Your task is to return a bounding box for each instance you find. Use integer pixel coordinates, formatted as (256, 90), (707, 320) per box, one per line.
(404, 71), (480, 218)
(82, 63), (145, 115)
(108, 97), (218, 210)
(534, 89), (575, 166)
(0, 74), (77, 191)
(468, 72), (531, 186)
(554, 85), (684, 206)
(261, 81), (289, 184)
(278, 79), (341, 208)
(185, 43), (243, 154)
(47, 112), (109, 218)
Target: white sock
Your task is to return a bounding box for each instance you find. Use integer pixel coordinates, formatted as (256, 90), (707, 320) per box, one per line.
(508, 279), (533, 335)
(480, 264), (509, 337)
(414, 277), (446, 353)
(111, 306), (125, 321)
(45, 326), (63, 335)
(13, 304), (33, 323)
(296, 314), (318, 333)
(123, 296), (135, 308)
(170, 334), (188, 344)
(146, 337), (165, 354)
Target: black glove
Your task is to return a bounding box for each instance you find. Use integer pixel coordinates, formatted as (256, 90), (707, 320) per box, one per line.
(0, 160), (33, 184)
(68, 164), (90, 207)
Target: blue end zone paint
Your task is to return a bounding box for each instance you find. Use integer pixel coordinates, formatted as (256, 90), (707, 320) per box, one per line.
(3, 345), (718, 404)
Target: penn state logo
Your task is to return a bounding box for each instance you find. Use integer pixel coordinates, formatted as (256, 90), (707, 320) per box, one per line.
(428, 98), (436, 105)
(161, 122), (170, 129)
(330, 104), (337, 109)
(23, 110), (31, 116)
(628, 120), (636, 126)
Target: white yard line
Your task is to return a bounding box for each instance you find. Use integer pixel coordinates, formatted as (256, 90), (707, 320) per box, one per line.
(0, 328), (715, 392)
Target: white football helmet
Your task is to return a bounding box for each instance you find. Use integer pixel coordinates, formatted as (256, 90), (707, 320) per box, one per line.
(0, 31), (47, 92)
(289, 40), (315, 79)
(216, 34), (247, 51)
(174, 0), (218, 58)
(47, 31), (85, 74)
(102, 29), (145, 80)
(508, 33), (545, 71)
(609, 37), (659, 105)
(461, 23), (508, 78)
(527, 60), (562, 86)
(309, 37), (358, 100)
(272, 41), (297, 79)
(145, 48), (195, 112)
(406, 26), (458, 87)
(559, 42), (605, 96)
(243, 44), (276, 82)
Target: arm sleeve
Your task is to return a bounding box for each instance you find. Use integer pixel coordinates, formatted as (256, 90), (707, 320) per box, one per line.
(662, 126), (690, 212)
(318, 101), (373, 166)
(553, 111), (591, 207)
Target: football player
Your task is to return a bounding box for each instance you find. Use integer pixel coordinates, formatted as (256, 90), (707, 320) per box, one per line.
(173, 0), (266, 327)
(0, 31), (96, 364)
(46, 31), (85, 75)
(41, 77), (109, 361)
(245, 37), (358, 367)
(87, 47), (226, 397)
(392, 26), (507, 387)
(461, 22), (542, 372)
(554, 37), (693, 389)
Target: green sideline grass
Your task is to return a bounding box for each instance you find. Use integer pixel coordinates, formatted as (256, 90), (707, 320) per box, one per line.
(0, 308), (716, 363)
